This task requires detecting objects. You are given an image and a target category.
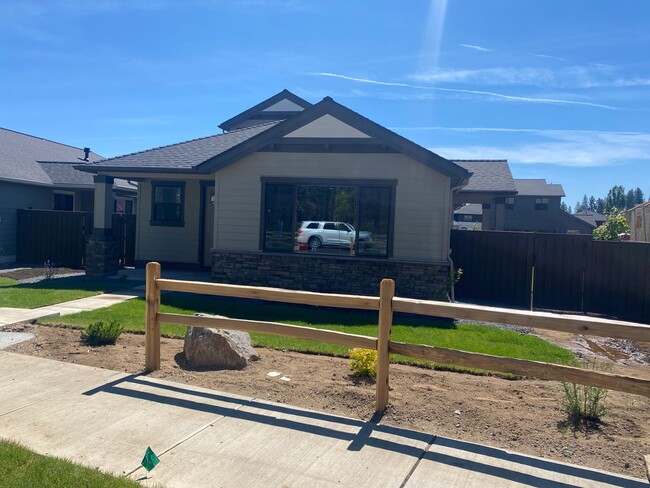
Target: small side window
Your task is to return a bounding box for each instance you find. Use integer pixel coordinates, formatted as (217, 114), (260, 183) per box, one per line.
(505, 197), (515, 210)
(535, 198), (549, 211)
(323, 223), (336, 230)
(307, 222), (319, 229)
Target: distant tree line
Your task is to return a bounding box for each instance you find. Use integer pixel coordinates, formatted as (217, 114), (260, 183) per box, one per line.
(560, 185), (646, 214)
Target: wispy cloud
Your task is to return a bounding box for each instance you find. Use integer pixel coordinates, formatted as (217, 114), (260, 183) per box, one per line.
(421, 128), (650, 167)
(460, 43), (493, 52)
(312, 72), (617, 109)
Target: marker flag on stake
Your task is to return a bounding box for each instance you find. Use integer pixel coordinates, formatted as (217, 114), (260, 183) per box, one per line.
(141, 446), (160, 472)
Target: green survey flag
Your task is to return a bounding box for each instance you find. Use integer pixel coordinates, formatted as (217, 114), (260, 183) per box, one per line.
(141, 446), (160, 472)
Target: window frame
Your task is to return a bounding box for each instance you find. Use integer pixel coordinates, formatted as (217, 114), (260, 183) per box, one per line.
(505, 197), (515, 210)
(259, 177), (397, 258)
(150, 180), (186, 227)
(535, 197), (549, 211)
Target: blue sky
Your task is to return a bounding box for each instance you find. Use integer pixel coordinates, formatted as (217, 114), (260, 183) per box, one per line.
(1, 0), (649, 209)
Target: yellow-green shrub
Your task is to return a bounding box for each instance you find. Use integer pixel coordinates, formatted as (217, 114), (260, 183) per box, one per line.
(349, 348), (377, 378)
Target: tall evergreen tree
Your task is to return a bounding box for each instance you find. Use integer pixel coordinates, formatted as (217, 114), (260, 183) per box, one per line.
(596, 198), (606, 214)
(588, 196), (597, 211)
(581, 194), (589, 211)
(634, 187), (645, 205)
(605, 185), (626, 212)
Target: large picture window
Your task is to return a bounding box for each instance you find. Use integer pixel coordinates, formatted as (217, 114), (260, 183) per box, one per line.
(151, 181), (185, 226)
(262, 179), (395, 258)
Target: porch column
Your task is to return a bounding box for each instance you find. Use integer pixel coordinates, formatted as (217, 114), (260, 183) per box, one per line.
(85, 175), (119, 277)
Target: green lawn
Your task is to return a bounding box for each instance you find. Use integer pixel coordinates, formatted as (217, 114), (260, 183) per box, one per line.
(0, 439), (141, 488)
(0, 276), (142, 309)
(41, 293), (575, 371)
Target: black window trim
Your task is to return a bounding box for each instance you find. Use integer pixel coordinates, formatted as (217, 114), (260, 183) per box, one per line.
(535, 197), (549, 211)
(259, 177), (397, 258)
(150, 180), (186, 227)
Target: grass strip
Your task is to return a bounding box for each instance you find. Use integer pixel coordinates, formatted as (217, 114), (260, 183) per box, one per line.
(40, 293), (574, 376)
(0, 439), (141, 487)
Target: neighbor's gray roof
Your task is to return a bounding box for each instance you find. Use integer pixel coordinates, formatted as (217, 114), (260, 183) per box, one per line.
(514, 179), (565, 197)
(453, 160), (517, 193)
(454, 203), (483, 215)
(574, 211), (606, 227)
(38, 161), (133, 190)
(0, 128), (103, 187)
(88, 122), (280, 170)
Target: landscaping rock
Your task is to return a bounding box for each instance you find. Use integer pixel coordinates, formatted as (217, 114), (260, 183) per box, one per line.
(183, 315), (259, 369)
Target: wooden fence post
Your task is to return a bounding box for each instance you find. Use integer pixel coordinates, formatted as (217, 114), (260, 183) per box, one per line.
(145, 262), (161, 372)
(376, 278), (395, 413)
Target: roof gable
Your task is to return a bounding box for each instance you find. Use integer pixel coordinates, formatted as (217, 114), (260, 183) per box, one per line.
(200, 97), (470, 182)
(218, 89), (312, 132)
(284, 114), (372, 138)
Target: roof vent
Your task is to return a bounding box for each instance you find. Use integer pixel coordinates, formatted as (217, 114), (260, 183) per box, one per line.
(83, 147), (90, 161)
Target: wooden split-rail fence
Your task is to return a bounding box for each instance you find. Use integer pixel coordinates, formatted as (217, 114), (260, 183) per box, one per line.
(143, 262), (650, 413)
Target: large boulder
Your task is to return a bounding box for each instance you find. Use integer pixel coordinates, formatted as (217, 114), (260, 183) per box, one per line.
(183, 316), (260, 369)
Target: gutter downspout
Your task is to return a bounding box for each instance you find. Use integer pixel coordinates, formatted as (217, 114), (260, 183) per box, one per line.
(448, 176), (470, 302)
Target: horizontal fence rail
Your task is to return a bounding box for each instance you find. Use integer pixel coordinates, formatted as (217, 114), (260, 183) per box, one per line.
(144, 262), (650, 414)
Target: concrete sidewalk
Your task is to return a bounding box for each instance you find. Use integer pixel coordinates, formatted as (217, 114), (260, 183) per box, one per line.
(0, 352), (646, 488)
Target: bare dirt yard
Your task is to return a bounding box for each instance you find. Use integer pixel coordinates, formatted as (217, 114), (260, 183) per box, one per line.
(5, 322), (650, 480)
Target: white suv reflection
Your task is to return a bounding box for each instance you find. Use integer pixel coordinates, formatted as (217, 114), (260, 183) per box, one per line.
(296, 221), (373, 250)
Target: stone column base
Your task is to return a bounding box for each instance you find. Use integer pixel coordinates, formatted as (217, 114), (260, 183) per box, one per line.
(85, 232), (119, 277)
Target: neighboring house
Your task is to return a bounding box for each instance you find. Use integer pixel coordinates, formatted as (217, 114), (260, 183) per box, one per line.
(79, 90), (471, 299)
(628, 201), (650, 242)
(453, 204), (482, 230)
(503, 179), (594, 234)
(452, 165), (594, 234)
(574, 210), (607, 229)
(0, 128), (136, 262)
(452, 160), (518, 230)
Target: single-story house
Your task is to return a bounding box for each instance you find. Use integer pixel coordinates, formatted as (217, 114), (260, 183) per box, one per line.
(79, 89), (472, 299)
(574, 210), (606, 229)
(453, 204), (482, 230)
(0, 128), (136, 263)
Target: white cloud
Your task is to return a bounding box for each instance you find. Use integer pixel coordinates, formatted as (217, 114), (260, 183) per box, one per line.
(460, 43), (493, 52)
(423, 128), (650, 167)
(312, 72), (617, 109)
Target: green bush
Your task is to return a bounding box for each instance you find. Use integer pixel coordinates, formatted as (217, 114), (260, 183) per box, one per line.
(561, 359), (608, 423)
(349, 348), (377, 378)
(80, 320), (124, 346)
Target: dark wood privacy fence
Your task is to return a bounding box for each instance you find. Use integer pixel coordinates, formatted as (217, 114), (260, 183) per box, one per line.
(451, 230), (650, 324)
(16, 210), (136, 268)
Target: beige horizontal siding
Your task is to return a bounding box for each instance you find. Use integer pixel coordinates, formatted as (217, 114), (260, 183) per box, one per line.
(136, 179), (202, 264)
(215, 152), (451, 262)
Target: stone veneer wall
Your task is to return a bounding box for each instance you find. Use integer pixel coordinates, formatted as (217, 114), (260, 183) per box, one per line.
(211, 251), (450, 300)
(85, 234), (119, 277)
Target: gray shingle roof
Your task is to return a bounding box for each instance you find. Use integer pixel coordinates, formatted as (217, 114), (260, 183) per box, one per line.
(514, 179), (565, 197)
(37, 161), (134, 190)
(453, 160), (516, 193)
(574, 211), (606, 227)
(88, 122), (280, 170)
(0, 128), (103, 187)
(454, 203), (483, 215)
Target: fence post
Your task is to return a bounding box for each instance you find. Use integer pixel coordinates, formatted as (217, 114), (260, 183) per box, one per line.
(376, 278), (395, 413)
(145, 262), (161, 372)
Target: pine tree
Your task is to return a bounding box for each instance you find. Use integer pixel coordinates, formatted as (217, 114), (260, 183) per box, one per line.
(575, 200), (582, 213)
(626, 189), (636, 209)
(634, 187), (645, 205)
(581, 194), (589, 211)
(560, 201), (569, 213)
(588, 196), (597, 211)
(596, 198), (606, 214)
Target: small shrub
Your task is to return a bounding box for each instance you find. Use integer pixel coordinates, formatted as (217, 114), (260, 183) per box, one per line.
(43, 260), (55, 280)
(81, 320), (124, 346)
(561, 359), (609, 423)
(349, 348), (377, 378)
(118, 273), (128, 284)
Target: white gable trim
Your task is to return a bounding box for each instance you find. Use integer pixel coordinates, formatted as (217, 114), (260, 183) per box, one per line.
(283, 114), (372, 138)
